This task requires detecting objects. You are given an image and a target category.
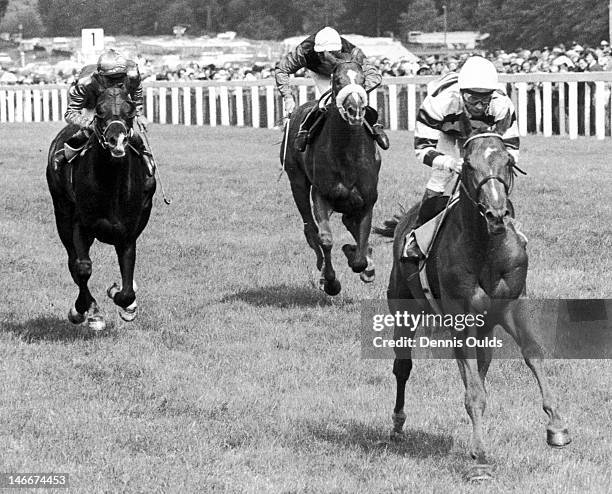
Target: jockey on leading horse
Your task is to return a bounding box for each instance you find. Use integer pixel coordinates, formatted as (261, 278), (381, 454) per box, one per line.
(402, 55), (523, 260)
(54, 48), (155, 187)
(275, 26), (389, 152)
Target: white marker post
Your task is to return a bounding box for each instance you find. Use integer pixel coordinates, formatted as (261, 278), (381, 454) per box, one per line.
(81, 28), (105, 65)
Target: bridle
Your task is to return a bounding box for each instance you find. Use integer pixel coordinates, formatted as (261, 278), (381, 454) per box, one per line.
(331, 61), (368, 123)
(459, 132), (526, 215)
(93, 118), (132, 150)
(93, 88), (135, 151)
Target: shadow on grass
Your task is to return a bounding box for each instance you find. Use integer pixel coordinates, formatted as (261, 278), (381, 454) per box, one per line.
(221, 284), (354, 308)
(300, 418), (454, 459)
(1, 315), (114, 342)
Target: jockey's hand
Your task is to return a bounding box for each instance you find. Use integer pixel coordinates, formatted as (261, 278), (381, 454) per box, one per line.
(283, 96), (296, 116)
(433, 155), (463, 174)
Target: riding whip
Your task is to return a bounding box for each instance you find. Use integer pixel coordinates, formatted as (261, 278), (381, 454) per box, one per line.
(137, 119), (172, 205)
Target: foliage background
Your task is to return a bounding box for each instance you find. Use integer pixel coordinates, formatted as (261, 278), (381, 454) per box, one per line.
(0, 0), (609, 49)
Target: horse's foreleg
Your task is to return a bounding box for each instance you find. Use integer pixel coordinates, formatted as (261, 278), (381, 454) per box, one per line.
(455, 345), (492, 481)
(289, 180), (324, 271)
(391, 357), (412, 440)
(501, 306), (571, 448)
(108, 242), (138, 322)
(71, 223), (104, 331)
(311, 189), (341, 296)
(342, 210), (374, 282)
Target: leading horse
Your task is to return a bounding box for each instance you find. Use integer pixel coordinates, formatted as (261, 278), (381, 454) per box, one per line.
(47, 86), (156, 331)
(281, 58), (381, 295)
(376, 120), (570, 480)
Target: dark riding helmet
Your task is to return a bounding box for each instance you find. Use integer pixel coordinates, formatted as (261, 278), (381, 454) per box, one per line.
(97, 49), (128, 77)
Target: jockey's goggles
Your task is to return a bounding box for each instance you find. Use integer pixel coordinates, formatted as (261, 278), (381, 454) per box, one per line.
(461, 90), (493, 106)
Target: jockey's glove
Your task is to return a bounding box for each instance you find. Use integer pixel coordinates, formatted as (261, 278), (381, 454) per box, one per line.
(75, 113), (94, 129)
(283, 95), (296, 116)
(432, 155), (463, 174)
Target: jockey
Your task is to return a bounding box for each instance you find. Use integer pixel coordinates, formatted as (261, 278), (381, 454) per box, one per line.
(57, 49), (155, 177)
(275, 26), (389, 151)
(402, 55), (521, 260)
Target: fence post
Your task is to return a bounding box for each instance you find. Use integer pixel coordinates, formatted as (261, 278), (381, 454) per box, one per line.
(584, 83), (591, 137)
(568, 81), (578, 139)
(158, 87), (167, 124)
(183, 87), (191, 126)
(558, 82), (566, 136)
(220, 86), (230, 126)
(407, 84), (416, 131)
(266, 85), (275, 128)
(251, 86), (259, 128)
(542, 82), (552, 137)
(209, 86), (217, 126)
(0, 89), (5, 122)
(171, 87), (180, 125)
(195, 86), (203, 126)
(388, 84), (397, 131)
(595, 81), (605, 140)
(516, 82), (528, 136)
(235, 86), (244, 127)
(146, 87), (154, 123)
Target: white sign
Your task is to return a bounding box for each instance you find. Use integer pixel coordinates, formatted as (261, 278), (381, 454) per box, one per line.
(81, 28), (104, 53)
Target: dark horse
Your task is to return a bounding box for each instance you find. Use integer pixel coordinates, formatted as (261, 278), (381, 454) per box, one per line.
(376, 120), (570, 480)
(281, 57), (381, 295)
(46, 86), (155, 331)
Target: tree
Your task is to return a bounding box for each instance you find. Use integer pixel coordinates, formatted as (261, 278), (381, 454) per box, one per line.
(399, 0), (443, 35)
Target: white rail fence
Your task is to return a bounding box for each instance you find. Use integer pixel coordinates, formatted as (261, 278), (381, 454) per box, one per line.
(2, 72), (612, 139)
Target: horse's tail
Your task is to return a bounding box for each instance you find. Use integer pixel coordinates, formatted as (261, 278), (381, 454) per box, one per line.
(373, 203), (410, 237)
(373, 212), (404, 238)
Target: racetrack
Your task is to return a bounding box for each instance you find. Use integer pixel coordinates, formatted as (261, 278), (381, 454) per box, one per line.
(1, 123), (611, 492)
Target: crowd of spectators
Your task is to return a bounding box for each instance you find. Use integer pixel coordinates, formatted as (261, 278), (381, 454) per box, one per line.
(377, 40), (612, 76)
(0, 40), (610, 85)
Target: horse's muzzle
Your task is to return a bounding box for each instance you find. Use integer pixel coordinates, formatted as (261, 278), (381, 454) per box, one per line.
(485, 207), (511, 235)
(109, 134), (127, 158)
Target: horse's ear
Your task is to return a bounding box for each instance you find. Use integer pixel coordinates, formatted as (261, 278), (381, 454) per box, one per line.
(493, 110), (514, 136)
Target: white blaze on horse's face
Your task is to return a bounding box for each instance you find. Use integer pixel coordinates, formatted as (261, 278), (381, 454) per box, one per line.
(346, 69), (358, 85)
(111, 132), (126, 158)
(336, 82), (367, 126)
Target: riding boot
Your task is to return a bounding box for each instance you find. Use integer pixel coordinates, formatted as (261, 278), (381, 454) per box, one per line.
(401, 189), (443, 260)
(364, 106), (390, 150)
(295, 106), (323, 152)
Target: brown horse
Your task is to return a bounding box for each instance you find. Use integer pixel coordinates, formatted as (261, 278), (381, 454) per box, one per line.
(281, 58), (381, 295)
(376, 124), (570, 480)
(46, 86), (155, 331)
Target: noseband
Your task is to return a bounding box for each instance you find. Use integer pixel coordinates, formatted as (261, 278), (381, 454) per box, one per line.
(93, 118), (132, 150)
(460, 132), (526, 214)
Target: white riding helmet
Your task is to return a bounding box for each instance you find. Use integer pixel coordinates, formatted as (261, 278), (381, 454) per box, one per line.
(314, 27), (342, 52)
(458, 56), (499, 91)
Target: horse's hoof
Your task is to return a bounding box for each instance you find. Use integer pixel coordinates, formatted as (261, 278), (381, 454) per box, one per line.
(107, 281), (138, 300)
(389, 430), (405, 442)
(547, 428), (571, 448)
(360, 268), (376, 283)
(107, 282), (120, 299)
(324, 279), (342, 296)
(118, 301), (138, 322)
(86, 313), (106, 332)
(67, 306), (85, 325)
(464, 464), (494, 482)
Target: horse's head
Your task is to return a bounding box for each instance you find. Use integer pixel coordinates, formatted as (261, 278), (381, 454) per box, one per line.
(331, 57), (368, 126)
(461, 128), (523, 235)
(93, 86), (136, 158)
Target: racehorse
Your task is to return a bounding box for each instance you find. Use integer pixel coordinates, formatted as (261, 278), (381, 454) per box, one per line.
(375, 119), (571, 481)
(46, 86), (156, 331)
(281, 57), (381, 296)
